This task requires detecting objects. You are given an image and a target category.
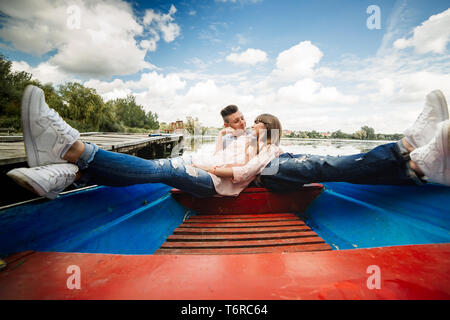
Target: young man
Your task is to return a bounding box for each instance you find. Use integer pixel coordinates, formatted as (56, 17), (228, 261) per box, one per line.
(215, 104), (251, 154)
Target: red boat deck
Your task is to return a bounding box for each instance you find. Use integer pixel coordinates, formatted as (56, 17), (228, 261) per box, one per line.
(155, 213), (332, 255)
(1, 244), (449, 299)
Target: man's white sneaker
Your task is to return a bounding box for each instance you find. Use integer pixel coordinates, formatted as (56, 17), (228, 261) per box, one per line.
(21, 85), (79, 167)
(410, 120), (450, 186)
(404, 90), (449, 149)
(7, 163), (79, 200)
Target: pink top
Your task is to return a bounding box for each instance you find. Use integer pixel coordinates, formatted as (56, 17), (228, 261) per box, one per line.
(189, 134), (283, 196)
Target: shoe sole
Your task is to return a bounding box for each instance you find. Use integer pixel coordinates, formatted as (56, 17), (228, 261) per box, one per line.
(430, 89), (449, 122)
(7, 169), (47, 197)
(21, 85), (41, 168)
(443, 120), (449, 165)
(437, 120), (450, 186)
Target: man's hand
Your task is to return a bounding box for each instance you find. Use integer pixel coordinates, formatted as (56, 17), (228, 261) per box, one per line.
(220, 127), (235, 136)
(220, 127), (247, 137)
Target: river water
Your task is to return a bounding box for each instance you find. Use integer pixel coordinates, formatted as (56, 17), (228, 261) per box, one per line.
(181, 136), (391, 157)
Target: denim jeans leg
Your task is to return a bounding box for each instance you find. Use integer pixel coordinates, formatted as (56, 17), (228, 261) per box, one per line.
(259, 142), (424, 192)
(76, 142), (98, 170)
(76, 144), (216, 198)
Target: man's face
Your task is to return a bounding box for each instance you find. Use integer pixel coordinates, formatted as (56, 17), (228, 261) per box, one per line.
(225, 111), (246, 131)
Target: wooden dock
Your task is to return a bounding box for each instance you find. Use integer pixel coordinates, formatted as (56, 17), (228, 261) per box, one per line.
(0, 132), (184, 206)
(0, 132), (184, 166)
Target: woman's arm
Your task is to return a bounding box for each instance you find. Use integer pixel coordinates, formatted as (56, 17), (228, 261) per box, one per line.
(192, 164), (234, 178)
(196, 136), (257, 178)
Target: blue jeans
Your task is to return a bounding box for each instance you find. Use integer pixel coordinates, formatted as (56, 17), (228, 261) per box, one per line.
(258, 141), (423, 192)
(75, 141), (421, 197)
(76, 143), (216, 198)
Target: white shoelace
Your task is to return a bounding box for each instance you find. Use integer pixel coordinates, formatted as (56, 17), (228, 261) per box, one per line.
(37, 165), (75, 187)
(44, 108), (75, 137)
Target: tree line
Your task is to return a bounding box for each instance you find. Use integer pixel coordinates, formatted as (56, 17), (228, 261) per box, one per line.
(0, 55), (158, 133)
(285, 125), (404, 141)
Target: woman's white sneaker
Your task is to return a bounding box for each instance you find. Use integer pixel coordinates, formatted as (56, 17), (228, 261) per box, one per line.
(404, 90), (449, 149)
(7, 163), (79, 200)
(21, 85), (79, 167)
(410, 120), (450, 186)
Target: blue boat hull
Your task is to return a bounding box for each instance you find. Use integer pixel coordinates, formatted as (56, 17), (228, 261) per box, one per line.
(1, 182), (449, 257)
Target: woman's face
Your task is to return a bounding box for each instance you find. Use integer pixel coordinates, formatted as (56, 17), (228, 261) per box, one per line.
(251, 121), (266, 136)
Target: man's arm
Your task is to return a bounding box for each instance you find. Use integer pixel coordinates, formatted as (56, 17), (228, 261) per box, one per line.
(214, 127), (235, 154)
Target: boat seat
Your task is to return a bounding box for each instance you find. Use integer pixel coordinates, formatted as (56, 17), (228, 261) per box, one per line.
(155, 186), (331, 255)
(154, 212), (332, 255)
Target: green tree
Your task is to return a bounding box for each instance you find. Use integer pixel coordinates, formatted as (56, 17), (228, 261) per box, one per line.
(144, 110), (159, 129)
(353, 129), (366, 140)
(331, 130), (349, 139)
(361, 125), (376, 140)
(58, 82), (105, 131)
(0, 55), (36, 130)
(0, 55), (160, 133)
(98, 100), (124, 132)
(307, 130), (321, 139)
(113, 95), (146, 128)
(185, 116), (201, 135)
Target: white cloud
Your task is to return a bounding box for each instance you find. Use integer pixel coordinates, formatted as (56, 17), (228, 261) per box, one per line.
(85, 71), (186, 101)
(144, 4), (180, 43)
(184, 57), (209, 69)
(0, 0), (180, 78)
(83, 78), (131, 100)
(226, 48), (268, 65)
(11, 60), (74, 85)
(272, 41), (323, 80)
(277, 78), (359, 105)
(393, 8), (450, 54)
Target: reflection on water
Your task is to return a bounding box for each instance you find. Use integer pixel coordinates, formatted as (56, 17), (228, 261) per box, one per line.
(181, 136), (391, 157)
(280, 138), (388, 156)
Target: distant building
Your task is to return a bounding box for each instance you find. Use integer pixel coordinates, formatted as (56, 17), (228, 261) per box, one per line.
(283, 130), (293, 136)
(169, 120), (184, 134)
(320, 132), (331, 137)
(160, 120), (185, 134)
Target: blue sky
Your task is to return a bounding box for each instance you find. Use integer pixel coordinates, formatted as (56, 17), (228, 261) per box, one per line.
(0, 0), (449, 133)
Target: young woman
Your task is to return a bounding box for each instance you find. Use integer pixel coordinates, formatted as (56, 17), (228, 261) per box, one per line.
(7, 85), (283, 199)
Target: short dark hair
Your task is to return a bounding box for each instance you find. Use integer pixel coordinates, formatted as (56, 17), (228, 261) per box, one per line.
(221, 105), (239, 122)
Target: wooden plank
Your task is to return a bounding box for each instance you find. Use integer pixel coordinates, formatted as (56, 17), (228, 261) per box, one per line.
(167, 231), (318, 241)
(174, 225), (312, 234)
(178, 221), (305, 228)
(154, 243), (332, 255)
(183, 218), (302, 224)
(160, 236), (324, 249)
(187, 213), (297, 219)
(0, 133), (182, 165)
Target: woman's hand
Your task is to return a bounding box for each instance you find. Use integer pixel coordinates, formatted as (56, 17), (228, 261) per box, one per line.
(192, 163), (234, 179)
(191, 163), (212, 172)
